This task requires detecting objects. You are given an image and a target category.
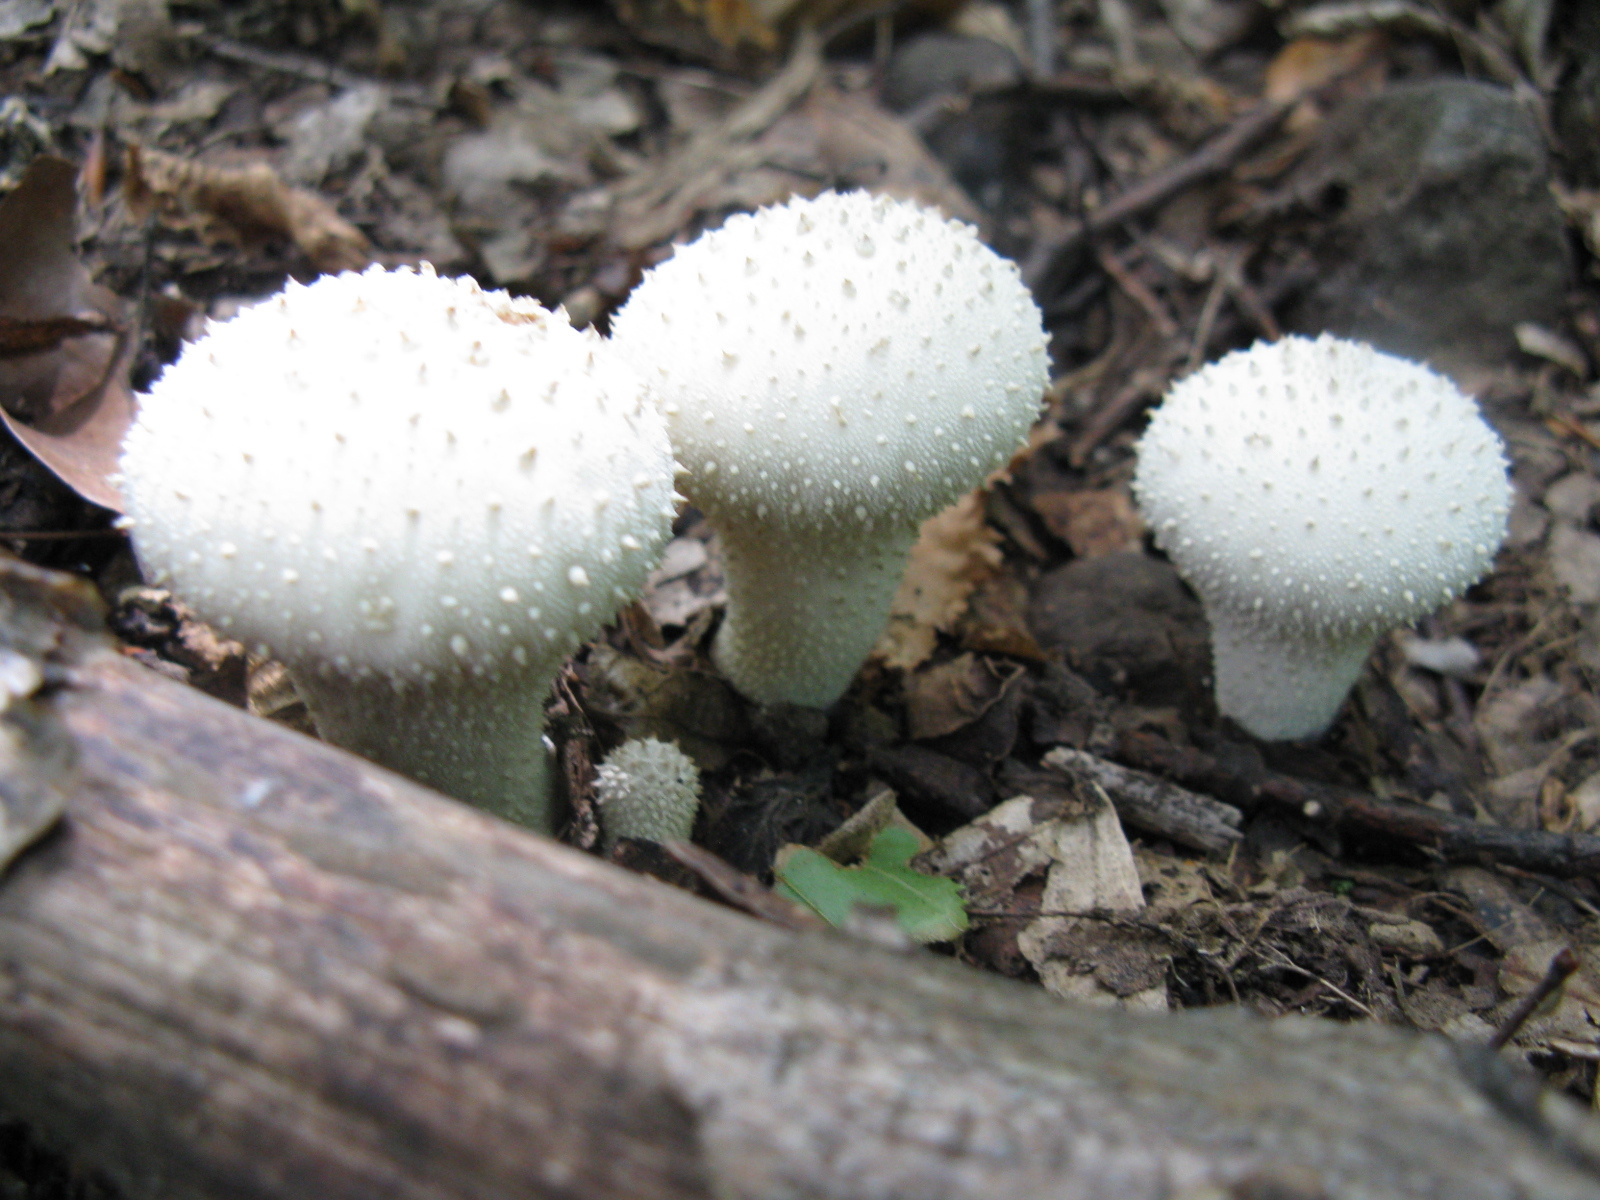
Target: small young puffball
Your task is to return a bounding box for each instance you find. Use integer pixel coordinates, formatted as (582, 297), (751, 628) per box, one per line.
(1133, 334), (1510, 740)
(121, 265), (677, 829)
(610, 190), (1049, 708)
(594, 737), (702, 849)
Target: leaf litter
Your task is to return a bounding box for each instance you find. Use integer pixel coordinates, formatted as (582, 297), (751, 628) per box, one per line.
(2, 0), (1600, 1154)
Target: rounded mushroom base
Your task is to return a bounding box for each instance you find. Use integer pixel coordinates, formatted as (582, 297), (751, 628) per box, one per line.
(711, 524), (918, 709)
(292, 668), (554, 829)
(1208, 612), (1377, 742)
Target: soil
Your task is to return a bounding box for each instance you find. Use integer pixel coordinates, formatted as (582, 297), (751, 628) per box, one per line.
(1, 0), (1599, 1190)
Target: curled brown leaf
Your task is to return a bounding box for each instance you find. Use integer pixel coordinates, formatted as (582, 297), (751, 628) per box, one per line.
(124, 144), (371, 274)
(0, 155), (134, 512)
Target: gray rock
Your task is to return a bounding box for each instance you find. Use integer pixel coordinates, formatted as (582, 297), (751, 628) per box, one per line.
(882, 32), (1021, 113)
(1027, 552), (1209, 707)
(1285, 79), (1572, 368)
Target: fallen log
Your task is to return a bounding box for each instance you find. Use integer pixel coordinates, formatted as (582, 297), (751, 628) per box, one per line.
(0, 557), (1597, 1200)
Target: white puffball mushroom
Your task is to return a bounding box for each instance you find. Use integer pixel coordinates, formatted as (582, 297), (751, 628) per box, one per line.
(594, 737), (702, 849)
(1132, 334), (1511, 741)
(120, 264), (677, 830)
(609, 190), (1050, 707)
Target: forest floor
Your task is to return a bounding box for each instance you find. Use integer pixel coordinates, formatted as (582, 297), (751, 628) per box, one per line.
(1, 0), (1599, 1192)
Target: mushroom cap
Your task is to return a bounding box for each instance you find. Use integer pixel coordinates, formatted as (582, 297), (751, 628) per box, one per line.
(122, 264), (676, 685)
(1133, 334), (1510, 638)
(595, 736), (702, 846)
(608, 190), (1049, 531)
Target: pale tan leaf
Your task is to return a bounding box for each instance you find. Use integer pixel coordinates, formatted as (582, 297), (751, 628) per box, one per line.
(873, 491), (1002, 672)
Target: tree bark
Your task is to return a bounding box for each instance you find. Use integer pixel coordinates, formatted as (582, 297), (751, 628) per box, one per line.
(0, 558), (1597, 1200)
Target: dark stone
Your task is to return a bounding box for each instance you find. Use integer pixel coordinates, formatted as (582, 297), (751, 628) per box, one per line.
(1027, 552), (1209, 708)
(881, 32), (1027, 212)
(1284, 79), (1572, 368)
(881, 32), (1022, 113)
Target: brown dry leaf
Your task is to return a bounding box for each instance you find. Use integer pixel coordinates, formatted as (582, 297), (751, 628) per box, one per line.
(874, 490), (1002, 672)
(0, 155), (135, 512)
(1442, 866), (1600, 1054)
(921, 792), (1080, 907)
(609, 52), (979, 251)
(1030, 488), (1144, 558)
(625, 0), (938, 54)
(674, 0), (781, 49)
(1012, 789), (1163, 1005)
(580, 642), (751, 772)
(609, 28), (824, 250)
(787, 85), (983, 225)
(958, 566), (1046, 659)
(1553, 185), (1600, 263)
(904, 652), (1023, 741)
(124, 144), (370, 274)
(1264, 32), (1387, 103)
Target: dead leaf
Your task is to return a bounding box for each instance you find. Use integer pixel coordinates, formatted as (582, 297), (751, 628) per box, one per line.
(815, 786), (932, 862)
(1030, 488), (1144, 558)
(874, 490), (1003, 672)
(957, 566), (1046, 659)
(608, 28), (823, 250)
(0, 155), (134, 511)
(641, 534), (725, 628)
(1553, 185), (1600, 262)
(620, 0), (943, 56)
(921, 792), (1075, 906)
(937, 785), (1166, 1009)
(1263, 32), (1386, 103)
(904, 652), (1022, 741)
(790, 85), (984, 225)
(124, 144), (370, 274)
(607, 45), (979, 251)
(673, 0), (781, 49)
(580, 642), (751, 772)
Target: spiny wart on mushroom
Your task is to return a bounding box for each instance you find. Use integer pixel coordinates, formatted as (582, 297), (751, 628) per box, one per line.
(1133, 333), (1511, 741)
(609, 190), (1050, 708)
(120, 264), (678, 829)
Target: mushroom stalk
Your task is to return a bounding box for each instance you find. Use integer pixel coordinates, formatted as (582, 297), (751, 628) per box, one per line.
(293, 672), (551, 828)
(713, 522), (914, 708)
(1207, 614), (1374, 742)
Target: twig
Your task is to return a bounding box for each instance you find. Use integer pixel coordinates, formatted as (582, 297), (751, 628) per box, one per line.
(1185, 271), (1228, 374)
(1023, 97), (1294, 290)
(1066, 363), (1170, 467)
(1491, 947), (1579, 1050)
(664, 840), (827, 932)
(1026, 0), (1056, 77)
(1111, 729), (1600, 879)
(190, 32), (428, 103)
(1093, 243), (1178, 338)
(1035, 747), (1244, 854)
(1262, 949), (1380, 1020)
(611, 27), (823, 250)
(1218, 248), (1280, 341)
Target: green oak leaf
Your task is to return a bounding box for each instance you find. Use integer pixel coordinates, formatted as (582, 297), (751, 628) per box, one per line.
(773, 826), (968, 944)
